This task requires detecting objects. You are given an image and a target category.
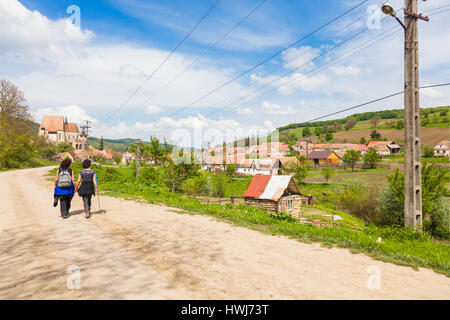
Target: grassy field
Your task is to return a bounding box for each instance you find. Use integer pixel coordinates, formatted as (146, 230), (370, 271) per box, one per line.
(47, 164), (450, 276)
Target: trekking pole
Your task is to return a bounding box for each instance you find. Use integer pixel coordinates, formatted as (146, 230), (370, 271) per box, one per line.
(95, 174), (101, 211)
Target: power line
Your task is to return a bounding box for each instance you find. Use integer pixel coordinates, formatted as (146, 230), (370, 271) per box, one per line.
(102, 0), (222, 123)
(214, 18), (398, 120)
(206, 1), (389, 119)
(119, 0), (269, 123)
(275, 83), (450, 128)
(165, 0), (370, 118)
(216, 6), (448, 121)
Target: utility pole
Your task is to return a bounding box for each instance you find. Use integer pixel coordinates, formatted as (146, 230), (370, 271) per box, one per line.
(136, 139), (141, 178)
(404, 0), (429, 230)
(382, 1), (429, 230)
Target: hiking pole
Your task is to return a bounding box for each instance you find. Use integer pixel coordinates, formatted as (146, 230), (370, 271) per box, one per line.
(95, 174), (101, 211)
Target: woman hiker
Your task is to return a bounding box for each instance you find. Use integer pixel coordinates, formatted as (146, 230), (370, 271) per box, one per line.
(54, 158), (76, 219)
(76, 159), (98, 219)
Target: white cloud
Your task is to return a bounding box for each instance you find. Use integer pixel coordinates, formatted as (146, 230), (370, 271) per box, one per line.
(236, 107), (254, 115)
(281, 46), (321, 71)
(329, 64), (361, 76)
(0, 0), (245, 114)
(262, 101), (296, 115)
(92, 114), (272, 149)
(32, 105), (97, 125)
(145, 105), (163, 114)
(251, 72), (329, 95)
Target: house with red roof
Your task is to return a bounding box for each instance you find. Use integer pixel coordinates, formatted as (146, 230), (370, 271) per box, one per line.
(243, 175), (306, 219)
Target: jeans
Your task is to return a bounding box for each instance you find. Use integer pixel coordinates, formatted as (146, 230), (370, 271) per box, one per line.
(59, 196), (72, 216)
(82, 195), (92, 213)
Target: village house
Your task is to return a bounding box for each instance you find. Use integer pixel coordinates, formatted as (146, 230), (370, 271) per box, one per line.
(307, 151), (340, 165)
(367, 141), (401, 155)
(313, 143), (369, 155)
(243, 175), (306, 219)
(434, 141), (450, 157)
(121, 151), (136, 164)
(38, 115), (87, 150)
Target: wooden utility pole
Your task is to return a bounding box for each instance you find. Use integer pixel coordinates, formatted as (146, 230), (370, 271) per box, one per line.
(403, 0), (429, 230)
(136, 139), (141, 178)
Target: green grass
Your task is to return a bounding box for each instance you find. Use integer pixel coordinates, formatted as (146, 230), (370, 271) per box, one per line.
(47, 164), (450, 277)
(0, 157), (58, 172)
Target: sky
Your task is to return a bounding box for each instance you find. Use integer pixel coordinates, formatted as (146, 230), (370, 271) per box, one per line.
(1, 0), (449, 148)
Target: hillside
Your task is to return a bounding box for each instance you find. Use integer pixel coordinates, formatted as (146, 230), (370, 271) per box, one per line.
(88, 137), (137, 152)
(276, 106), (450, 146)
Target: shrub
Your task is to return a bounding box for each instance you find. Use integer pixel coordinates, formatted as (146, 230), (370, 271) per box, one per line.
(183, 175), (208, 197)
(56, 142), (74, 153)
(139, 166), (160, 185)
(322, 166), (334, 184)
(379, 164), (450, 238)
(364, 225), (430, 242)
(338, 184), (381, 223)
(211, 172), (230, 198)
(270, 211), (296, 222)
(101, 167), (122, 182)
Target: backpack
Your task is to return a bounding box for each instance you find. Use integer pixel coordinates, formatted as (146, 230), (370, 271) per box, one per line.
(57, 169), (72, 188)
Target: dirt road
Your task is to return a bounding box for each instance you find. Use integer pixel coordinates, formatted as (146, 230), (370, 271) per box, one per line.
(0, 167), (449, 299)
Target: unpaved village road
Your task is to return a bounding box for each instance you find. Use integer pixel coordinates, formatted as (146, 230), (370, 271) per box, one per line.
(0, 167), (449, 299)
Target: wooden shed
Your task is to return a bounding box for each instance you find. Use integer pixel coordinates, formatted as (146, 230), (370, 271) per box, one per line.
(243, 175), (305, 219)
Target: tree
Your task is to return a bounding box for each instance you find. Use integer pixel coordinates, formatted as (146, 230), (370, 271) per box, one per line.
(344, 118), (356, 131)
(163, 151), (199, 192)
(283, 157), (309, 185)
(325, 132), (333, 141)
(422, 145), (434, 158)
(148, 135), (167, 165)
(314, 126), (322, 136)
(360, 137), (367, 145)
(363, 148), (381, 169)
(370, 130), (381, 140)
(99, 137), (104, 151)
(370, 115), (381, 128)
(211, 172), (230, 198)
(322, 167), (334, 184)
(333, 121), (343, 131)
(56, 142), (75, 153)
(395, 120), (404, 130)
(302, 127), (311, 137)
(0, 79), (34, 168)
(226, 164), (236, 177)
(379, 164), (450, 238)
(342, 150), (362, 171)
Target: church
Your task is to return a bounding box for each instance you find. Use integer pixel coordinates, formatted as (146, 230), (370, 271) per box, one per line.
(38, 115), (87, 150)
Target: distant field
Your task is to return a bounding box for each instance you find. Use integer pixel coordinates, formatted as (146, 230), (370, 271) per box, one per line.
(332, 127), (450, 146)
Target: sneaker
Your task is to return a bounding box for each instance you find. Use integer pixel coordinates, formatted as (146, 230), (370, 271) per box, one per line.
(53, 197), (58, 207)
(85, 211), (92, 219)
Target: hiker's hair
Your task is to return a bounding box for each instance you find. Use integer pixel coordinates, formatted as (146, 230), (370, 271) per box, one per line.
(82, 159), (91, 169)
(60, 158), (72, 170)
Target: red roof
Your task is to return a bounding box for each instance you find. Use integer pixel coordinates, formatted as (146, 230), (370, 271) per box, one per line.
(242, 174), (271, 198)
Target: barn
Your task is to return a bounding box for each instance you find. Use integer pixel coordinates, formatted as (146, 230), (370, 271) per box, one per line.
(243, 175), (306, 219)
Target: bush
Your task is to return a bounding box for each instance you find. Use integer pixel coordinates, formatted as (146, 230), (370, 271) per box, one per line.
(183, 175), (208, 197)
(338, 184), (381, 223)
(139, 166), (160, 185)
(270, 211), (296, 222)
(426, 198), (450, 240)
(379, 164), (450, 238)
(211, 172), (230, 198)
(56, 142), (74, 153)
(365, 225), (430, 242)
(101, 167), (122, 183)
